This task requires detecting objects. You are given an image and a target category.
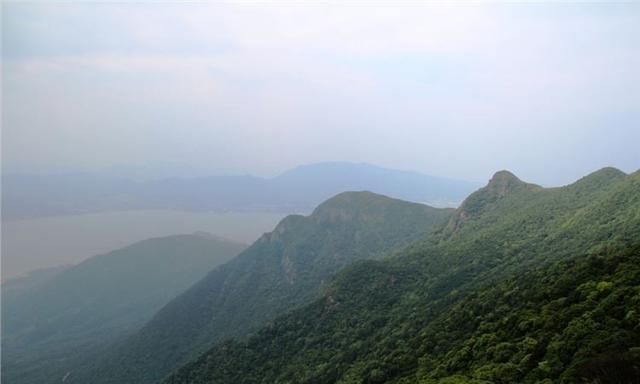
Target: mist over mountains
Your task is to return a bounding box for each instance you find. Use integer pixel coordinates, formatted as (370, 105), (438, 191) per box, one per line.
(3, 167), (639, 384)
(70, 192), (453, 384)
(2, 162), (477, 220)
(3, 3), (638, 384)
(1, 234), (245, 384)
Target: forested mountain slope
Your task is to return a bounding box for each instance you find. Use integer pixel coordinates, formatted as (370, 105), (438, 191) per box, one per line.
(70, 192), (453, 384)
(1, 234), (245, 384)
(167, 168), (640, 384)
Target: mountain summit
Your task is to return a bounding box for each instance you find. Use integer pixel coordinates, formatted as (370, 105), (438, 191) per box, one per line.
(485, 170), (525, 197)
(311, 191), (412, 224)
(569, 166), (627, 191)
(445, 170), (539, 235)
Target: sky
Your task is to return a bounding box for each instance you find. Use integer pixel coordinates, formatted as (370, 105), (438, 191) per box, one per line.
(2, 2), (639, 186)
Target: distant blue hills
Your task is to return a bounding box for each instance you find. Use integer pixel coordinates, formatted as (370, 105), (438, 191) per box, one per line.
(2, 162), (478, 219)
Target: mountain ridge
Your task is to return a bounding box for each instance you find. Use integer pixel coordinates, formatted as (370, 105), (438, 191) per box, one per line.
(164, 167), (640, 384)
(2, 162), (477, 220)
(66, 192), (454, 384)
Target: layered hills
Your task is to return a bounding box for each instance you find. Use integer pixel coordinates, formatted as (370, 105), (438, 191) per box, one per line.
(68, 192), (453, 384)
(6, 167), (638, 384)
(1, 234), (245, 384)
(2, 162), (475, 220)
(165, 168), (640, 384)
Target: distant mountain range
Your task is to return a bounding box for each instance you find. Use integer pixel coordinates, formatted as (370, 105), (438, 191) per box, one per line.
(1, 162), (477, 220)
(1, 234), (245, 384)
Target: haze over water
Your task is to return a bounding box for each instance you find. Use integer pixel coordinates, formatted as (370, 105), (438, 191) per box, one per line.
(3, 2), (639, 186)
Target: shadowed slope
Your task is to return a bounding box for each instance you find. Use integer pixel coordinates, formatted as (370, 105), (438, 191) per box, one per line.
(1, 234), (245, 384)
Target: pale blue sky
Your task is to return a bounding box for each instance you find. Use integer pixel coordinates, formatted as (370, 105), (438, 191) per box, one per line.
(2, 2), (639, 185)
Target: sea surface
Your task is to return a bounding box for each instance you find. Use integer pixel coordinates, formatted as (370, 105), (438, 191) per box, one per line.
(1, 210), (289, 281)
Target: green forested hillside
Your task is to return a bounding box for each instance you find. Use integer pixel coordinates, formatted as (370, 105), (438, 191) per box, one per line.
(1, 234), (245, 384)
(166, 168), (640, 384)
(70, 192), (453, 384)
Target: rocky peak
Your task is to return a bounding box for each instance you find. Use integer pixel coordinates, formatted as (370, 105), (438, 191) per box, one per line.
(444, 170), (535, 236)
(485, 170), (524, 198)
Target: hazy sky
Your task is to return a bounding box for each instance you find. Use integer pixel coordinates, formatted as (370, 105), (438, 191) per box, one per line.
(2, 2), (639, 185)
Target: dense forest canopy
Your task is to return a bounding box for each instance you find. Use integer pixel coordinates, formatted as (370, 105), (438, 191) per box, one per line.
(167, 168), (640, 384)
(3, 168), (638, 384)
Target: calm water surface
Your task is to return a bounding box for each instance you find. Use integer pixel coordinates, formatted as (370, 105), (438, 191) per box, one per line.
(2, 210), (289, 281)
